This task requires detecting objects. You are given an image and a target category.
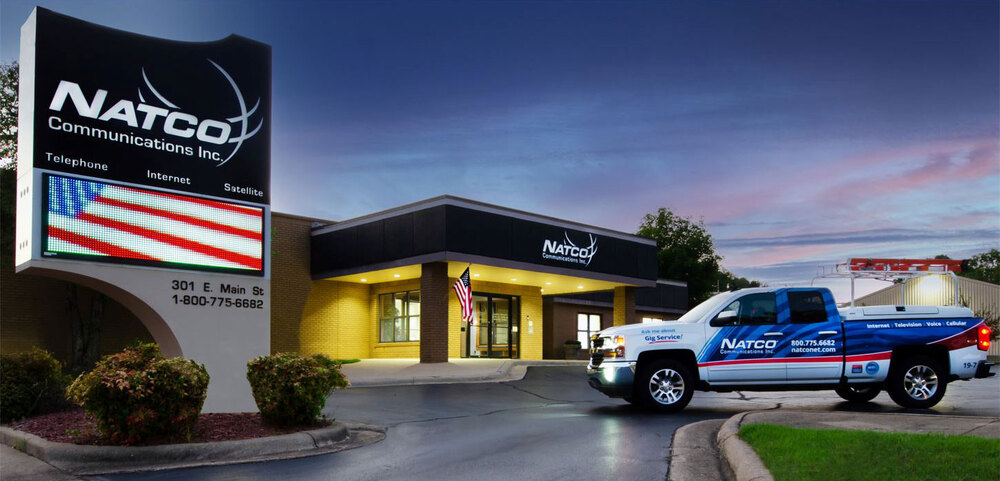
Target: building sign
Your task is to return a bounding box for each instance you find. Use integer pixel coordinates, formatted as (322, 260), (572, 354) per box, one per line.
(15, 7), (273, 411)
(311, 202), (658, 282)
(18, 7), (271, 277)
(43, 173), (264, 275)
(28, 8), (270, 203)
(541, 231), (598, 266)
(841, 258), (963, 273)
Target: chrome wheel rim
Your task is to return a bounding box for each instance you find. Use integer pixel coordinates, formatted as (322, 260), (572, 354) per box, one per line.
(903, 365), (938, 400)
(649, 368), (685, 405)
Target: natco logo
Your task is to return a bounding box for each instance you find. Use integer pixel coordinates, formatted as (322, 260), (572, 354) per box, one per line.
(542, 232), (598, 266)
(46, 59), (262, 166)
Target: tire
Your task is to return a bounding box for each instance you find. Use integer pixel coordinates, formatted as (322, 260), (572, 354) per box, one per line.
(636, 359), (694, 413)
(835, 385), (881, 403)
(886, 356), (948, 409)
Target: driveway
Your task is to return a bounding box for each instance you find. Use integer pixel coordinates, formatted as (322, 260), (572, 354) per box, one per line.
(94, 366), (1000, 481)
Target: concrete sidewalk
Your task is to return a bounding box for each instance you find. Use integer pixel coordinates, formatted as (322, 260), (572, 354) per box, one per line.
(340, 358), (588, 387)
(670, 410), (1000, 481)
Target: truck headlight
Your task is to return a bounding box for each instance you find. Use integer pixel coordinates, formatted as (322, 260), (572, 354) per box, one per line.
(591, 335), (626, 360)
(605, 335), (626, 359)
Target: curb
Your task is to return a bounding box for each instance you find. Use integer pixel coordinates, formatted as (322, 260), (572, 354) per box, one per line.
(668, 418), (727, 481)
(716, 412), (774, 481)
(0, 422), (376, 475)
(346, 360), (587, 388)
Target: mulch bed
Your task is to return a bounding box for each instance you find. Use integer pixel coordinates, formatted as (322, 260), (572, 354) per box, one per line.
(7, 408), (330, 446)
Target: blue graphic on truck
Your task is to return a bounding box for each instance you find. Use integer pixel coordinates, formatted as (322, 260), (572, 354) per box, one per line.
(586, 287), (994, 412)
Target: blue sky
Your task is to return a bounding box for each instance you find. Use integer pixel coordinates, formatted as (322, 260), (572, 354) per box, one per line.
(2, 0), (997, 301)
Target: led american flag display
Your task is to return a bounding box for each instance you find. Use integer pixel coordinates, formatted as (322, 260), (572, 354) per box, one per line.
(44, 175), (264, 274)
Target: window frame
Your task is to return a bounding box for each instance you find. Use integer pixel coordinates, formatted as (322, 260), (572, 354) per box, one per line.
(712, 292), (778, 326)
(378, 289), (421, 343)
(577, 312), (602, 348)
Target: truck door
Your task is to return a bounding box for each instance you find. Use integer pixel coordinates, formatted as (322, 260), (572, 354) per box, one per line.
(702, 292), (787, 382)
(782, 289), (844, 382)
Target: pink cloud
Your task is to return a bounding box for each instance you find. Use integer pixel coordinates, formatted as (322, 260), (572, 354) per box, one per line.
(723, 244), (833, 269)
(816, 141), (998, 204)
(668, 138), (997, 228)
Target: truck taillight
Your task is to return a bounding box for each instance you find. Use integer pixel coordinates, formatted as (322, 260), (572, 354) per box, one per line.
(978, 325), (992, 351)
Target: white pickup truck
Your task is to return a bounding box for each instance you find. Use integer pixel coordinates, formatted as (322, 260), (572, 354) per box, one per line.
(586, 287), (994, 412)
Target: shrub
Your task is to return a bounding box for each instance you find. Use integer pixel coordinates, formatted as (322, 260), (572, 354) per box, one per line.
(246, 353), (349, 426)
(65, 343), (209, 444)
(0, 348), (72, 423)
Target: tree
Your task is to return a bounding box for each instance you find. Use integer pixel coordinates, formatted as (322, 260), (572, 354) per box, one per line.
(961, 249), (999, 285)
(717, 269), (763, 291)
(637, 208), (723, 306)
(0, 61), (16, 166)
(1, 62), (17, 271)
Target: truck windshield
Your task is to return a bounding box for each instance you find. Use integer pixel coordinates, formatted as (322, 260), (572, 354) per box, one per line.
(675, 292), (731, 323)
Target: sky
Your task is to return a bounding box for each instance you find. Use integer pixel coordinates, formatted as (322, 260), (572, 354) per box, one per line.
(2, 0), (998, 303)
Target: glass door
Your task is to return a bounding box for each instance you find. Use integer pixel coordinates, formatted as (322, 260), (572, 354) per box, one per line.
(491, 298), (510, 358)
(465, 294), (519, 358)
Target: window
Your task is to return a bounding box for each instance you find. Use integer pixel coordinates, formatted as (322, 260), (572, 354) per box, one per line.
(379, 290), (420, 342)
(788, 291), (827, 324)
(577, 313), (602, 348)
(642, 316), (664, 323)
(715, 293), (777, 326)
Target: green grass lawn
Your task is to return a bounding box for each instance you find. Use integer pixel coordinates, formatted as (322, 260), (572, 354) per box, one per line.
(739, 423), (1000, 481)
(335, 358), (361, 364)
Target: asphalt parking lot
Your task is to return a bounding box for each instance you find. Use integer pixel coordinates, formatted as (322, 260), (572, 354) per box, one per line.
(93, 366), (1000, 481)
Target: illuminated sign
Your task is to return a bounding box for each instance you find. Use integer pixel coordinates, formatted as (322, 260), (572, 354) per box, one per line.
(43, 174), (263, 275)
(542, 231), (599, 266)
(28, 8), (270, 203)
(843, 258), (963, 273)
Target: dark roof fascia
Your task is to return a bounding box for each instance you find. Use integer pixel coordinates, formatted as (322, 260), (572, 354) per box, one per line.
(310, 195), (656, 245)
(272, 211), (336, 226)
(311, 251), (658, 287)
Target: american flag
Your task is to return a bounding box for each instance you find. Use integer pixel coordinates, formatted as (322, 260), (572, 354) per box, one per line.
(46, 175), (263, 272)
(453, 266), (475, 324)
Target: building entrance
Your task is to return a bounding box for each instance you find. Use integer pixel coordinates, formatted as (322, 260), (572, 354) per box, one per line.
(464, 293), (520, 358)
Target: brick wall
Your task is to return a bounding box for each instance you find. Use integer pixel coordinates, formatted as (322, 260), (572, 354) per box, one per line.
(1, 256), (151, 363)
(543, 299), (681, 359)
(613, 286), (637, 326)
(298, 279), (371, 358)
(269, 213), (318, 354)
(546, 302), (614, 360)
(421, 262), (449, 363)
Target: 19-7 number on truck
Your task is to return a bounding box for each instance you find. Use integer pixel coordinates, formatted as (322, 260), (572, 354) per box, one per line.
(586, 287), (994, 412)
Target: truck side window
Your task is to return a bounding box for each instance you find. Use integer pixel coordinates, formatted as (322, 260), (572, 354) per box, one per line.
(788, 291), (827, 324)
(712, 293), (777, 326)
(738, 293), (777, 325)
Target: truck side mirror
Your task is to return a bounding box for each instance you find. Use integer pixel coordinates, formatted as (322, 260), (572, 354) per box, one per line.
(710, 310), (738, 327)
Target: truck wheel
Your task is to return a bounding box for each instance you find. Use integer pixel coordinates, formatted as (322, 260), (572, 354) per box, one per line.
(834, 385), (880, 403)
(886, 356), (947, 409)
(637, 359), (694, 413)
